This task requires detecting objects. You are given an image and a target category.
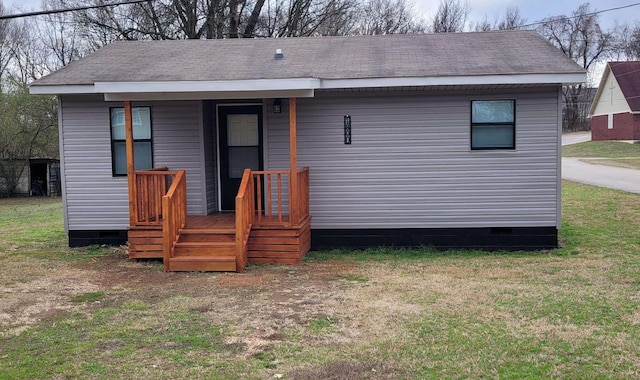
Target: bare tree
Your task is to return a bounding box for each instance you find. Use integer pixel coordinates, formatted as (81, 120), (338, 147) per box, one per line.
(497, 6), (526, 30)
(614, 22), (640, 60)
(472, 6), (525, 32)
(625, 24), (640, 59)
(472, 15), (493, 32)
(355, 0), (427, 35)
(538, 3), (615, 131)
(40, 1), (87, 69)
(431, 0), (469, 33)
(56, 0), (270, 40)
(0, 3), (23, 81)
(257, 0), (358, 37)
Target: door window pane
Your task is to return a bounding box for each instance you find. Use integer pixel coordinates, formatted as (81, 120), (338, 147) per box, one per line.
(228, 147), (259, 178)
(227, 114), (259, 146)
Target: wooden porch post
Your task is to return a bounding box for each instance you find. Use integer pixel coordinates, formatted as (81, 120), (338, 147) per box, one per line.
(289, 97), (299, 225)
(125, 101), (136, 226)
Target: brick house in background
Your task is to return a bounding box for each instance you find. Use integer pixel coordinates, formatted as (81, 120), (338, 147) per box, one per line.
(590, 61), (640, 142)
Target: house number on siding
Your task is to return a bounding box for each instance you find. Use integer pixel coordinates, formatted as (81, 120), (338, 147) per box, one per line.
(344, 115), (352, 144)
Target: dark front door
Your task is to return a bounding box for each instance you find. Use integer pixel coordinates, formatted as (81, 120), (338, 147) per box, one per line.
(218, 105), (263, 211)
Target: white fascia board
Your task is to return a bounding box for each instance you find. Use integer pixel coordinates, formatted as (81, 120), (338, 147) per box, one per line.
(320, 73), (587, 89)
(103, 89), (315, 101)
(29, 84), (96, 95)
(30, 73), (587, 96)
(95, 78), (321, 94)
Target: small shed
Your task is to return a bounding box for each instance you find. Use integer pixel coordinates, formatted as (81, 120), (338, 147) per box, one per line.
(0, 158), (61, 197)
(590, 61), (640, 142)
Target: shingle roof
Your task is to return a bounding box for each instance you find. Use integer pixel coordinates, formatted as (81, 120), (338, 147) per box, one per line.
(609, 61), (640, 112)
(32, 30), (583, 86)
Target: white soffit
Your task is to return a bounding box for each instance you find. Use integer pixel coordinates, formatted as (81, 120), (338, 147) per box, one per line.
(94, 78), (322, 93)
(103, 89), (315, 101)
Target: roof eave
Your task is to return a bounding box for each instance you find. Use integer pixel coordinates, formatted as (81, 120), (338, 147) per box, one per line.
(322, 73), (587, 89)
(29, 72), (587, 98)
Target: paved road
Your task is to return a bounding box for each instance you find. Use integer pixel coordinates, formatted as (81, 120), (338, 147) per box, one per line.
(561, 132), (640, 194)
(562, 158), (640, 194)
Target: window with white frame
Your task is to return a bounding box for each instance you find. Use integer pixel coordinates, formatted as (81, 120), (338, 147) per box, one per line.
(471, 100), (515, 150)
(110, 107), (153, 176)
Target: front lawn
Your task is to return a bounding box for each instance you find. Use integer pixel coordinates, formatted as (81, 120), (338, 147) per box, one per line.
(1, 183), (639, 379)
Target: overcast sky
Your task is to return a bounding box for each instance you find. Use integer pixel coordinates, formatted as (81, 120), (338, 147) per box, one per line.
(8, 0), (640, 30)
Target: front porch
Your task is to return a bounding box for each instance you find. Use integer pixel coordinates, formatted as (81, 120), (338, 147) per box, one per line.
(122, 98), (310, 272)
(127, 167), (310, 272)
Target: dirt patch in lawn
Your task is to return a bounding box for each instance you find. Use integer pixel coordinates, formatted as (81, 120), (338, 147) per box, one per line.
(0, 258), (102, 336)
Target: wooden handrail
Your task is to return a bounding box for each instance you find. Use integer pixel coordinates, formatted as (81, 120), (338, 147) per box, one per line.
(251, 167), (309, 227)
(162, 170), (187, 272)
(296, 167), (310, 223)
(132, 169), (182, 227)
(235, 169), (254, 272)
(141, 166), (168, 172)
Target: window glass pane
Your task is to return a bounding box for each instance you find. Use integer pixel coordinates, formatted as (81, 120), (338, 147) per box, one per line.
(472, 100), (514, 123)
(227, 114), (258, 146)
(113, 142), (153, 175)
(228, 147), (259, 178)
(111, 109), (125, 140)
(472, 125), (514, 148)
(133, 107), (151, 139)
(113, 141), (127, 175)
(134, 142), (153, 170)
(111, 107), (151, 140)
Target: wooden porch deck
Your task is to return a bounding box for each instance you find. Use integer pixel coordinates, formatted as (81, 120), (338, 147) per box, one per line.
(188, 214), (235, 229)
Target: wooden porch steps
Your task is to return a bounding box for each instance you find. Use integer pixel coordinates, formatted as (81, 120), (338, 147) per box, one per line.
(168, 255), (237, 271)
(168, 227), (238, 271)
(173, 241), (236, 256)
(129, 214), (311, 271)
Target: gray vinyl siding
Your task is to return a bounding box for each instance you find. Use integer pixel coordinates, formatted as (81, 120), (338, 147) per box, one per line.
(151, 101), (204, 215)
(202, 101), (218, 213)
(59, 96), (206, 231)
(265, 87), (561, 229)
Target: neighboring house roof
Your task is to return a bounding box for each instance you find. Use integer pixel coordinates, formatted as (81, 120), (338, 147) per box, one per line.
(590, 61), (640, 116)
(30, 30), (585, 100)
(610, 61), (640, 112)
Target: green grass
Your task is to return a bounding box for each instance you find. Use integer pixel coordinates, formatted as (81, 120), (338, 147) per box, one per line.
(0, 197), (66, 249)
(563, 140), (640, 158)
(563, 141), (640, 169)
(1, 186), (640, 379)
(73, 291), (105, 303)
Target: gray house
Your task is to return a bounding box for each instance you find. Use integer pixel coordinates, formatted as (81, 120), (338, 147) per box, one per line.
(30, 31), (585, 271)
